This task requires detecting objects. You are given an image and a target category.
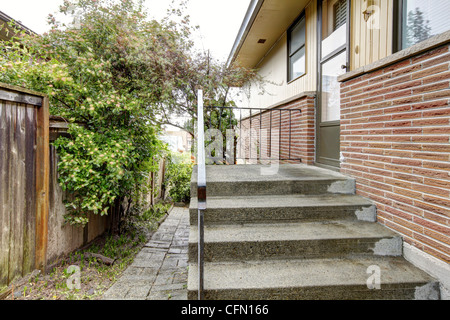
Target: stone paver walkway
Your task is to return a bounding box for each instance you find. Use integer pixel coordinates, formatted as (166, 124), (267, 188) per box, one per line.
(103, 206), (190, 300)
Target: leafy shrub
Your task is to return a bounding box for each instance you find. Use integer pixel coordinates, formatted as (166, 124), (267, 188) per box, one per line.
(165, 152), (193, 203)
(0, 0), (258, 225)
(0, 0), (168, 226)
(138, 201), (171, 221)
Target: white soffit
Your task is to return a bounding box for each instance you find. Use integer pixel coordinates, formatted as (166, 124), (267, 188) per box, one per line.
(229, 0), (310, 69)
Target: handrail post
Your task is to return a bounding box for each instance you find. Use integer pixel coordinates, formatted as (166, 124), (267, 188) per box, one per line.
(197, 89), (206, 300)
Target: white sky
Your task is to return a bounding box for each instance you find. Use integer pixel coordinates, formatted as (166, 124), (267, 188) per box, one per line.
(1, 0), (250, 62)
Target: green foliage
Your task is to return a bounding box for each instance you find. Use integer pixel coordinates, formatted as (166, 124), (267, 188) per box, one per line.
(0, 0), (260, 225)
(0, 0), (171, 226)
(52, 124), (161, 225)
(165, 152), (193, 203)
(138, 202), (172, 221)
(185, 105), (239, 163)
(164, 53), (263, 136)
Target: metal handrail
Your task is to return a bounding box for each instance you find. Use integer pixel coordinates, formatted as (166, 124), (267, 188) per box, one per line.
(196, 89), (206, 300)
(195, 97), (301, 299)
(204, 106), (302, 164)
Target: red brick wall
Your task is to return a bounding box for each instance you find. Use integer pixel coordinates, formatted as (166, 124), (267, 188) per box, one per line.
(238, 95), (315, 165)
(340, 44), (450, 263)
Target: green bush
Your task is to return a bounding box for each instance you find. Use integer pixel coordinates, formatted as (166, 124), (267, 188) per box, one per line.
(138, 202), (171, 221)
(0, 0), (167, 226)
(165, 152), (193, 203)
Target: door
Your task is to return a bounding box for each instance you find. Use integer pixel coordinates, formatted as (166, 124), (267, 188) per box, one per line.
(316, 0), (350, 168)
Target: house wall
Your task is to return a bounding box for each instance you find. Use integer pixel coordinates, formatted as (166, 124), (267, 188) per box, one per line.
(350, 0), (394, 70)
(339, 38), (450, 264)
(238, 0), (318, 110)
(239, 0), (396, 110)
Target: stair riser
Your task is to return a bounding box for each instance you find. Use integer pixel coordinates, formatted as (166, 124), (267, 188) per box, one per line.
(187, 283), (434, 300)
(191, 179), (355, 197)
(188, 237), (402, 262)
(189, 205), (376, 225)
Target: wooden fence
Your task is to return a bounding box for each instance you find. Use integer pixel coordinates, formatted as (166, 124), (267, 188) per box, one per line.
(0, 83), (49, 286)
(0, 83), (167, 286)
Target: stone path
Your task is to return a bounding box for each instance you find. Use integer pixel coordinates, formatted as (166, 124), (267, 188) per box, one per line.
(102, 206), (190, 300)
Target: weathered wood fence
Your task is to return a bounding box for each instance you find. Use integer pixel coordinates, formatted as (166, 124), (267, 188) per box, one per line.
(0, 83), (167, 287)
(0, 83), (49, 286)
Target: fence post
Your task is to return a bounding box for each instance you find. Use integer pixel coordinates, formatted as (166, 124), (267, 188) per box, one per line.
(35, 95), (50, 272)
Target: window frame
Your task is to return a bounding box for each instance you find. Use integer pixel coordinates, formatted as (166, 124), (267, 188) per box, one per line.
(394, 0), (450, 52)
(393, 0), (401, 53)
(287, 11), (307, 83)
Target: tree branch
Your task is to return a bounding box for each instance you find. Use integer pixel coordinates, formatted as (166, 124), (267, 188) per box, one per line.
(162, 121), (194, 137)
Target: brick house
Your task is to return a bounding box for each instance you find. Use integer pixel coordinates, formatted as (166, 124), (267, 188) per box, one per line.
(227, 0), (450, 297)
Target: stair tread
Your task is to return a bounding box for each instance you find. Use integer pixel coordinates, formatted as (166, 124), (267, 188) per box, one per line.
(188, 255), (435, 291)
(190, 194), (373, 209)
(190, 164), (356, 197)
(189, 220), (398, 243)
(191, 164), (351, 183)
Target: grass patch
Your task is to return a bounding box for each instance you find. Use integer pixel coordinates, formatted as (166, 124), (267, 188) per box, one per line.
(3, 201), (172, 300)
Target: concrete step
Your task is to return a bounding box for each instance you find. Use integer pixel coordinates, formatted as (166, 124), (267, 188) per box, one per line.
(189, 194), (376, 225)
(188, 220), (402, 262)
(190, 164), (355, 197)
(187, 164), (441, 300)
(187, 256), (440, 300)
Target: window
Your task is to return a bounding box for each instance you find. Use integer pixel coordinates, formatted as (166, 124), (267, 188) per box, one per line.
(288, 14), (306, 82)
(322, 0), (347, 59)
(333, 0), (347, 31)
(400, 0), (450, 50)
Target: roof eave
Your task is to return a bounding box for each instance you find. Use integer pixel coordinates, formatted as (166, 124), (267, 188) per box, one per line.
(226, 0), (265, 69)
(0, 10), (37, 37)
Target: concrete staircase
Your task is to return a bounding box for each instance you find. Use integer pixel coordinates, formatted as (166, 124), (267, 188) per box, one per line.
(187, 164), (440, 300)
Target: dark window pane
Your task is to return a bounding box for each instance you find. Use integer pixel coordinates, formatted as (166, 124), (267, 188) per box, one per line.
(289, 18), (306, 54)
(288, 15), (306, 81)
